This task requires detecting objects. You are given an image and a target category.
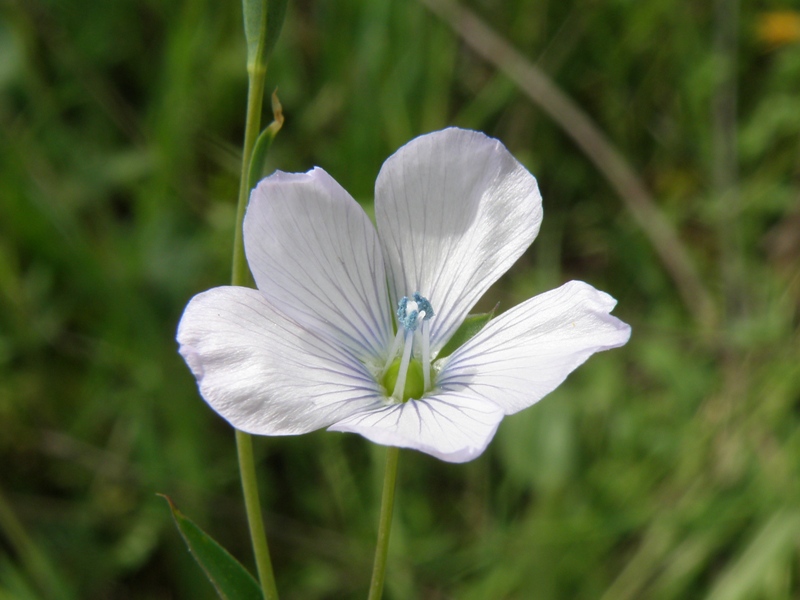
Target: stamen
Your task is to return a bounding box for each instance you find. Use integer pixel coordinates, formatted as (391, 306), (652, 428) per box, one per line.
(392, 329), (415, 399)
(383, 327), (405, 372)
(388, 292), (436, 400)
(420, 318), (431, 390)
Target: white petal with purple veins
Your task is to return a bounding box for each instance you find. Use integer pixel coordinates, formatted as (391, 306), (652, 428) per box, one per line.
(375, 128), (542, 354)
(178, 286), (385, 435)
(437, 280), (631, 416)
(329, 391), (505, 463)
(245, 168), (393, 364)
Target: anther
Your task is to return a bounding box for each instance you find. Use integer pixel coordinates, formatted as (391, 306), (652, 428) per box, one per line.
(397, 294), (434, 331)
(412, 292), (434, 320)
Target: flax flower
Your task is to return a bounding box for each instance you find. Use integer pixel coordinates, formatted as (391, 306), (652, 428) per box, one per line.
(177, 128), (630, 463)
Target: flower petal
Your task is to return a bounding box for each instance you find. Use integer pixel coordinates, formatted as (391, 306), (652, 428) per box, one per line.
(177, 286), (385, 435)
(437, 280), (631, 415)
(375, 128), (542, 353)
(329, 392), (505, 463)
(244, 168), (393, 364)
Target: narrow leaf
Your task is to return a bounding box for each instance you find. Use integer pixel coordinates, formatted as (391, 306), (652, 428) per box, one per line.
(263, 0), (288, 63)
(247, 91), (284, 192)
(160, 495), (262, 600)
(242, 0), (289, 70)
(438, 305), (497, 358)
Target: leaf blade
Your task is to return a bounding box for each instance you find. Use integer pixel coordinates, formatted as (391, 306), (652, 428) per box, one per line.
(242, 0), (289, 71)
(160, 495), (263, 600)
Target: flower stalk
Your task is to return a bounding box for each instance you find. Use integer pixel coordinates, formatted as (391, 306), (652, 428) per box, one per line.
(231, 2), (278, 598)
(368, 447), (400, 600)
(232, 63), (267, 289)
(235, 430), (278, 600)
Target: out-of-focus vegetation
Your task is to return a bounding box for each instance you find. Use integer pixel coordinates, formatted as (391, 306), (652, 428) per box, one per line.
(1, 0), (799, 598)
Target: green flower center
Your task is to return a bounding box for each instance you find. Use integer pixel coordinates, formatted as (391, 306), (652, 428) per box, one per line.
(382, 358), (426, 402)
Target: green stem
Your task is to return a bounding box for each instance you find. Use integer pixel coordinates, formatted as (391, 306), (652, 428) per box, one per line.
(232, 64), (267, 288)
(367, 446), (400, 600)
(236, 430), (279, 600)
(231, 29), (277, 600)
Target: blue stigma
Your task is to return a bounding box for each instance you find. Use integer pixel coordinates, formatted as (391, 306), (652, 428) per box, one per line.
(396, 293), (434, 332)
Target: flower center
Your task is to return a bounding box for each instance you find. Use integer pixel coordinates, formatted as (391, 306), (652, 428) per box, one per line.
(382, 292), (435, 402)
(381, 358), (425, 402)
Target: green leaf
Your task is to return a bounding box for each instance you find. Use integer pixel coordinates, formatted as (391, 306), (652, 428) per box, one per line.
(160, 495), (262, 600)
(438, 306), (497, 358)
(242, 0), (289, 71)
(247, 91), (284, 192)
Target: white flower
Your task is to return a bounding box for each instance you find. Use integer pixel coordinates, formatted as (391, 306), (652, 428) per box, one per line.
(177, 128), (631, 463)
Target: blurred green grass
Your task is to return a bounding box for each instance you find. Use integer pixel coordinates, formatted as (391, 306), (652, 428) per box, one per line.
(1, 0), (799, 598)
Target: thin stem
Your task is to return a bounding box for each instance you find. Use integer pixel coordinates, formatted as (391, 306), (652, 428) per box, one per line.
(367, 446), (401, 600)
(232, 65), (267, 288)
(230, 25), (277, 600)
(236, 430), (279, 600)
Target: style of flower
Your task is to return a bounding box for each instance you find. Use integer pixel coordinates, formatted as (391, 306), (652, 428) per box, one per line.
(177, 128), (631, 463)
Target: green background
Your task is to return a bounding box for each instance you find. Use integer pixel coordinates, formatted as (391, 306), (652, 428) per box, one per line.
(1, 0), (799, 598)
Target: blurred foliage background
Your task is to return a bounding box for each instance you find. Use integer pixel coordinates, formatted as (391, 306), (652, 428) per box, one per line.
(1, 0), (799, 598)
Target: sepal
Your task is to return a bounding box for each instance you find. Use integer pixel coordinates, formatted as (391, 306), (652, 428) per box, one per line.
(247, 91), (284, 192)
(438, 306), (497, 358)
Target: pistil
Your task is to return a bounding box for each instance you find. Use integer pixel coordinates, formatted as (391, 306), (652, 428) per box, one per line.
(383, 293), (435, 402)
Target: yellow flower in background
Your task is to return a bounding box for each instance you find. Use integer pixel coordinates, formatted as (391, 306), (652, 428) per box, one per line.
(757, 11), (800, 47)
